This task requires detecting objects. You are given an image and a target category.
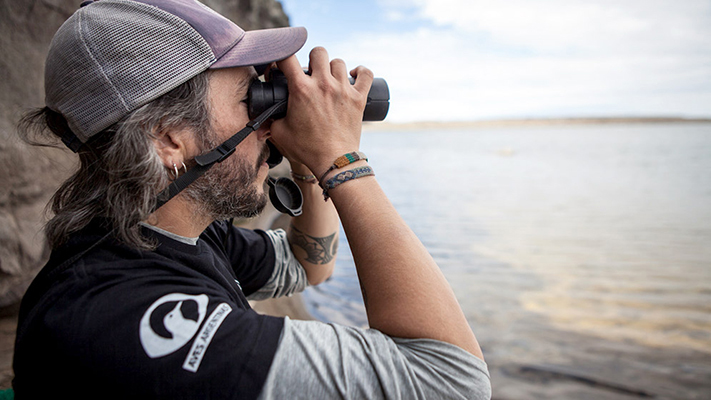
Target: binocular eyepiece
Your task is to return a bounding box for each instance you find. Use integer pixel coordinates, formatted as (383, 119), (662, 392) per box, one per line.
(248, 69), (390, 121)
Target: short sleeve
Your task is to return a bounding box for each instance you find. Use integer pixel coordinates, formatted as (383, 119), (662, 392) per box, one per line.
(258, 318), (492, 399)
(247, 229), (309, 300)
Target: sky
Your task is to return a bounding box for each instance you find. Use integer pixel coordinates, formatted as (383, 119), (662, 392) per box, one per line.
(278, 0), (711, 123)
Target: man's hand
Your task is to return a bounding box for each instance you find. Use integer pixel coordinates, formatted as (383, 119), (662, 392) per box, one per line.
(270, 47), (374, 179)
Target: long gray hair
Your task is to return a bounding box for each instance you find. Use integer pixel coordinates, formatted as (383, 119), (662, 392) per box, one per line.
(18, 71), (212, 250)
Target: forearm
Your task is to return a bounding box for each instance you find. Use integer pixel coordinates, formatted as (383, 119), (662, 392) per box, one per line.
(270, 50), (482, 357)
(287, 163), (339, 285)
(328, 169), (484, 359)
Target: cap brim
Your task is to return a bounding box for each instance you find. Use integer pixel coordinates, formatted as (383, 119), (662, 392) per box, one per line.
(210, 26), (307, 69)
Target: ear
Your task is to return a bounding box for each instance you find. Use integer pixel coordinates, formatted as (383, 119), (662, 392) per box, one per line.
(152, 128), (191, 167)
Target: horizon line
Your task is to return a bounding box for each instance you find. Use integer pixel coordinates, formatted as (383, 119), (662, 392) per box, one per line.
(364, 116), (711, 130)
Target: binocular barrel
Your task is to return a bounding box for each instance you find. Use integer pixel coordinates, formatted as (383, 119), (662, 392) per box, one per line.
(248, 70), (390, 121)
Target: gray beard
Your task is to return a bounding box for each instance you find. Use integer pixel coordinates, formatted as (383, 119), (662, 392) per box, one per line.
(184, 133), (269, 221)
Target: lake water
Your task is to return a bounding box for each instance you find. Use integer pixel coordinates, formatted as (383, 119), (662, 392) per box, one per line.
(302, 122), (711, 399)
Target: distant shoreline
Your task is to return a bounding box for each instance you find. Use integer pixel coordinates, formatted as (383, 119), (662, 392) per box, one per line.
(363, 116), (711, 131)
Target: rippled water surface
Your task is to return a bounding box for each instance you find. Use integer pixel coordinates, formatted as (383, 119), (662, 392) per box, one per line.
(303, 123), (711, 399)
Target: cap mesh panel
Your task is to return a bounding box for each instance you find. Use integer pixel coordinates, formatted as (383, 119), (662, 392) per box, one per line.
(45, 0), (214, 141)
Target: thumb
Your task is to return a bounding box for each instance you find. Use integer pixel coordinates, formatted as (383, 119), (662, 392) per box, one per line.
(350, 66), (374, 96)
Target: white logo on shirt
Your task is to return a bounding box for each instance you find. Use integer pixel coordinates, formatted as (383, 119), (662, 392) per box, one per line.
(139, 292), (233, 373)
(183, 302), (232, 372)
(139, 293), (209, 358)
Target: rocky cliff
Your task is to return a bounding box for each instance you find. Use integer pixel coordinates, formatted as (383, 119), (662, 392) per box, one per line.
(0, 0), (292, 313)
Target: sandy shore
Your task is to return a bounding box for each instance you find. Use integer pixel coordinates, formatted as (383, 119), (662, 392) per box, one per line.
(250, 294), (314, 321)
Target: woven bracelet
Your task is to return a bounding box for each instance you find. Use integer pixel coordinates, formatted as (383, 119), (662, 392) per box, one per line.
(322, 165), (375, 200)
(290, 171), (318, 184)
(318, 151), (368, 186)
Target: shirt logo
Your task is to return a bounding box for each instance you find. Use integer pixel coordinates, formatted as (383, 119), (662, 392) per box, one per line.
(139, 292), (233, 373)
(139, 293), (209, 358)
(183, 302), (232, 372)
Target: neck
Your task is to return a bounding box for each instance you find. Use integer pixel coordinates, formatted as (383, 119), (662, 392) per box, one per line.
(146, 196), (212, 238)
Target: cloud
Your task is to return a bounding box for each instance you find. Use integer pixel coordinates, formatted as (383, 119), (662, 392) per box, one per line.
(412, 0), (711, 54)
(297, 0), (711, 122)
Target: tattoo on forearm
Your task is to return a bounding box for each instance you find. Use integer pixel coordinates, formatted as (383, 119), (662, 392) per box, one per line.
(289, 226), (338, 265)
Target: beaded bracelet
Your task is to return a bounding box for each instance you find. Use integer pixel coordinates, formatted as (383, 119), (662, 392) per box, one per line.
(290, 171), (318, 184)
(318, 151), (368, 186)
(322, 165), (375, 200)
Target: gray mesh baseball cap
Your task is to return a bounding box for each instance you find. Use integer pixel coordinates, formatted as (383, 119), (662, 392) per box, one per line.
(45, 0), (307, 144)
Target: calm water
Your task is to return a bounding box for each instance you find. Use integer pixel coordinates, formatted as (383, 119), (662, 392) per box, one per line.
(303, 123), (711, 399)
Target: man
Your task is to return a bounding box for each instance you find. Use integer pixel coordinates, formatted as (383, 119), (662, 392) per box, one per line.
(13, 0), (491, 398)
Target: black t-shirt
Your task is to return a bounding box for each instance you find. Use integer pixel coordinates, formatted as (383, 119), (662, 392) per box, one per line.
(13, 219), (284, 399)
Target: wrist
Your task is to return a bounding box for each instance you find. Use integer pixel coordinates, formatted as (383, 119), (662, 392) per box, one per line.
(290, 170), (318, 184)
(316, 151), (368, 185)
(289, 160), (313, 176)
(319, 159), (372, 201)
(308, 145), (363, 178)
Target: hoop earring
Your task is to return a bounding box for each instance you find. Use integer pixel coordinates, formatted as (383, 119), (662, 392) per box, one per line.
(182, 162), (187, 174)
(172, 162), (179, 180)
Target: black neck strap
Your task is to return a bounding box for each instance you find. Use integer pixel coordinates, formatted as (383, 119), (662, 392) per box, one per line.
(40, 100), (288, 287)
(153, 99), (287, 212)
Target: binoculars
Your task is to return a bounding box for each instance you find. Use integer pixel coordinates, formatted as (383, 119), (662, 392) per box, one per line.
(250, 69), (390, 218)
(248, 69), (390, 121)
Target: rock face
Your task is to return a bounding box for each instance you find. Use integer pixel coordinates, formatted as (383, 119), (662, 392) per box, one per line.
(0, 0), (292, 313)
